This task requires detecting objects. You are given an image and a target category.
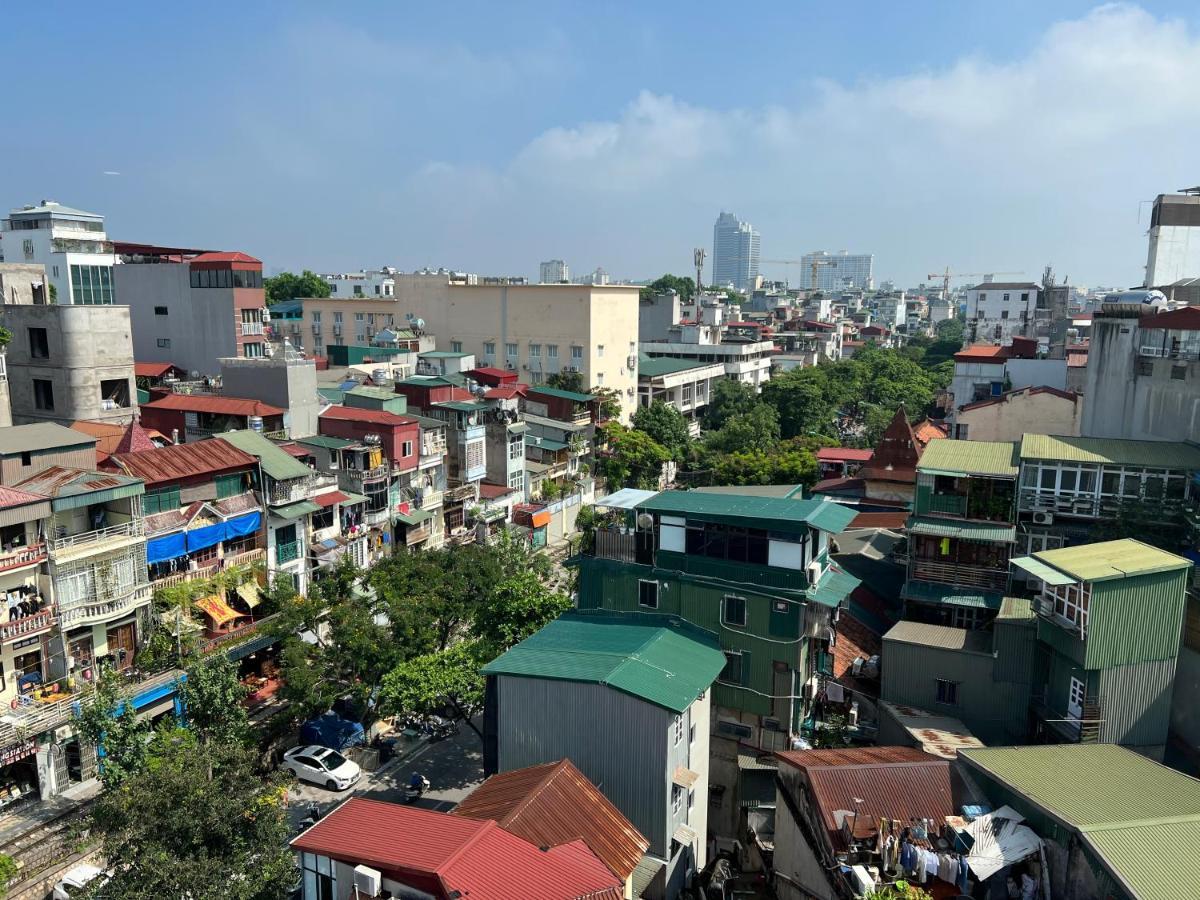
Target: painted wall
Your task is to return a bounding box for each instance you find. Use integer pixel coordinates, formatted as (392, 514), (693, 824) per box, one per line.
(955, 390), (1082, 442)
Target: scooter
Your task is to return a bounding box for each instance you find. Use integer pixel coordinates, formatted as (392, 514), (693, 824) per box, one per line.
(298, 802), (323, 832)
(403, 774), (430, 804)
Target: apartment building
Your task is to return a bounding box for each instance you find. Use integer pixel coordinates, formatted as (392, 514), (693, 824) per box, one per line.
(113, 243), (268, 376)
(138, 393), (287, 443)
(0, 300), (137, 426)
(322, 268), (396, 299)
(1144, 190), (1200, 286)
(0, 202), (116, 305)
(637, 356), (726, 436)
(965, 282), (1041, 345)
(301, 276), (641, 422)
(0, 486), (54, 710)
(640, 301), (774, 391)
(947, 337), (1067, 430)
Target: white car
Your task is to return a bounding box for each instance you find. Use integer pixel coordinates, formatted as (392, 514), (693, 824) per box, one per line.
(283, 745), (362, 791)
(53, 863), (106, 898)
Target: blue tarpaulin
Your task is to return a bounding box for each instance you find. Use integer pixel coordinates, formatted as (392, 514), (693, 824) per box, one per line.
(225, 511), (261, 538)
(147, 531), (187, 564)
(183, 511), (262, 553)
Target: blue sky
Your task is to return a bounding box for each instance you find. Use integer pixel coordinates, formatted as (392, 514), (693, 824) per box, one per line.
(3, 2), (1198, 286)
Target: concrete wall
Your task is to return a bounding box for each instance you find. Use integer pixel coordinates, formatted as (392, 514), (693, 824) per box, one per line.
(0, 263), (49, 305)
(0, 304), (136, 425)
(1146, 223), (1200, 286)
(955, 390), (1083, 442)
(220, 355), (321, 438)
(1171, 645), (1200, 759)
(640, 293), (681, 342)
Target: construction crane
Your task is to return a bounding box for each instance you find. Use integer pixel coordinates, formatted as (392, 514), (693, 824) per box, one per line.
(927, 268), (1024, 299)
(762, 258), (838, 292)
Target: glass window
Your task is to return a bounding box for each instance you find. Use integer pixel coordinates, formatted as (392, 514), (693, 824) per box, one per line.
(506, 343), (518, 357)
(638, 580), (659, 609)
(1039, 468), (1056, 490)
(571, 345), (583, 360)
(723, 595), (747, 627)
(673, 714), (683, 745)
(720, 651), (743, 683)
(935, 679), (959, 705)
(451, 341), (463, 353)
(1060, 469), (1077, 492)
(529, 344), (541, 358)
(484, 342), (496, 356)
(154, 306), (168, 316)
(547, 344), (558, 359)
(597, 345), (605, 357)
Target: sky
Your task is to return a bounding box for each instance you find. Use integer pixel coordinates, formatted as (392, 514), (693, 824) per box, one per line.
(3, 2), (1199, 288)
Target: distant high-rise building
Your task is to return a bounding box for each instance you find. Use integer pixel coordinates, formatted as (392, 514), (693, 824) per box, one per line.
(1145, 191), (1200, 287)
(711, 212), (760, 293)
(800, 250), (874, 291)
(539, 259), (570, 284)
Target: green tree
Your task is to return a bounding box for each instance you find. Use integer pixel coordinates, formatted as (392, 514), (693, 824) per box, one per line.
(262, 269), (331, 305)
(598, 422), (671, 490)
(761, 366), (846, 439)
(876, 882), (933, 900)
(0, 852), (18, 895)
(632, 400), (691, 460)
(0, 325), (12, 348)
(75, 664), (155, 788)
(546, 370), (586, 393)
(708, 443), (820, 488)
(178, 654), (249, 747)
(703, 379), (758, 431)
(703, 403), (781, 456)
(812, 710), (852, 749)
(379, 642), (488, 739)
(591, 386), (622, 421)
(474, 572), (572, 652)
(639, 273), (695, 303)
(88, 732), (293, 900)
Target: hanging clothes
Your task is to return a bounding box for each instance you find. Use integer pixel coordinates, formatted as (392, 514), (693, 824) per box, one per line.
(914, 849), (927, 884)
(923, 850), (939, 880)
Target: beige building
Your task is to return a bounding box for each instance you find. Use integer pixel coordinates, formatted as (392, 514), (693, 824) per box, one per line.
(302, 275), (641, 422)
(954, 387), (1083, 443)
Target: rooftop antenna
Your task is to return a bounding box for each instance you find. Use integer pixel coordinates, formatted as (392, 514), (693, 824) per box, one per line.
(693, 248), (706, 296)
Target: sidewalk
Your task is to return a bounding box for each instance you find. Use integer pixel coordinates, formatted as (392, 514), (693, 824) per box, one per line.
(0, 779), (100, 848)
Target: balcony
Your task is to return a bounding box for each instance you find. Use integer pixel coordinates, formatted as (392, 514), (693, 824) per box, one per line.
(926, 493), (967, 516)
(275, 541), (301, 564)
(240, 321), (265, 336)
(269, 477), (315, 506)
(0, 542), (47, 574)
(151, 547), (265, 590)
(199, 611), (281, 655)
(909, 559), (1009, 593)
(58, 585), (151, 629)
(591, 527), (655, 566)
(1031, 693), (1102, 743)
(50, 522), (143, 563)
(419, 489), (444, 510)
(344, 465), (390, 484)
(364, 508), (391, 527)
(0, 604), (55, 644)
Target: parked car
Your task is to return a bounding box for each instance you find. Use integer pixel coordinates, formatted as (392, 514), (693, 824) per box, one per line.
(282, 745), (362, 790)
(53, 863), (106, 898)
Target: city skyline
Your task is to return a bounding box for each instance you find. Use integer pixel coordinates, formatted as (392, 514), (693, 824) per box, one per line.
(2, 3), (1199, 288)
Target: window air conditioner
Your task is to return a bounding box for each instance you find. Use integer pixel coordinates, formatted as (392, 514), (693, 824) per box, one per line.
(1032, 511), (1054, 525)
(353, 865), (382, 897)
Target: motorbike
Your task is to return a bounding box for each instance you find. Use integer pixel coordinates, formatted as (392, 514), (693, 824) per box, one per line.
(426, 715), (459, 741)
(403, 775), (430, 804)
(297, 802), (323, 832)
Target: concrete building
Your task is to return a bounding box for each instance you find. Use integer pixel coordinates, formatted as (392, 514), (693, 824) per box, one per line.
(640, 298), (774, 390)
(639, 291), (682, 344)
(637, 356), (726, 436)
(322, 268), (395, 299)
(0, 263), (49, 306)
(954, 386), (1083, 443)
(966, 282), (1041, 345)
(539, 259), (570, 284)
(800, 251), (874, 292)
(219, 352), (321, 439)
(1144, 190), (1200, 287)
(0, 302), (137, 426)
(0, 201), (116, 305)
(712, 212), (760, 293)
(113, 244), (268, 376)
(483, 610), (725, 900)
(947, 338), (1067, 428)
(301, 276), (641, 422)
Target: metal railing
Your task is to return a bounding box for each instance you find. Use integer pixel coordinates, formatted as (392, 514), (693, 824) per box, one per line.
(268, 478), (313, 505)
(344, 465), (390, 483)
(909, 559), (1009, 592)
(199, 611), (282, 655)
(0, 605), (55, 643)
(58, 588), (151, 628)
(240, 322), (265, 336)
(0, 542), (46, 573)
(275, 541), (301, 564)
(151, 547), (265, 589)
(1031, 693), (1102, 743)
(925, 493), (967, 516)
(51, 522), (142, 552)
(594, 528), (638, 563)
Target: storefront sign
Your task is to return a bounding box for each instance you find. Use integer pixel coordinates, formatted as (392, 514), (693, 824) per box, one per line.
(11, 636), (40, 651)
(0, 739), (37, 766)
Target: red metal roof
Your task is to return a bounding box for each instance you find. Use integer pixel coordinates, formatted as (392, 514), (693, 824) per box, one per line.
(104, 438), (257, 485)
(484, 385), (528, 400)
(848, 511), (909, 530)
(911, 418), (948, 447)
(312, 490), (350, 508)
(1140, 305), (1200, 330)
(112, 421), (158, 455)
(319, 405), (413, 427)
(953, 344), (1009, 363)
(277, 442), (311, 458)
(451, 759), (649, 882)
(479, 482), (515, 499)
(0, 486), (49, 511)
(816, 448), (874, 462)
(134, 362), (181, 378)
(292, 798), (621, 900)
(188, 251), (261, 265)
(858, 409), (920, 484)
(958, 385), (1079, 413)
(142, 393), (284, 417)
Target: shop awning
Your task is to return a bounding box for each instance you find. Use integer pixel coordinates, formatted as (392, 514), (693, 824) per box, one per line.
(313, 490), (350, 508)
(272, 500), (321, 520)
(236, 581), (262, 608)
(195, 594), (242, 626)
(594, 488), (659, 510)
(672, 765), (700, 789)
(395, 508), (432, 526)
(530, 510), (552, 528)
(901, 580), (1004, 610)
(1010, 556), (1076, 585)
(340, 492), (368, 506)
(673, 823), (698, 846)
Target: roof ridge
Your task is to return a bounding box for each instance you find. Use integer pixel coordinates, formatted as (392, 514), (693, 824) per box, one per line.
(436, 817), (500, 876)
(1081, 813), (1200, 833)
(496, 760), (569, 829)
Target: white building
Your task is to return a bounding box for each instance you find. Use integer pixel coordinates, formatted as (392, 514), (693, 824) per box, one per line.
(322, 269), (395, 298)
(1145, 191), (1200, 287)
(801, 250), (874, 291)
(1, 201), (116, 305)
(873, 294), (907, 330)
(638, 355), (727, 436)
(965, 281), (1040, 345)
(539, 259), (570, 284)
(712, 212), (760, 293)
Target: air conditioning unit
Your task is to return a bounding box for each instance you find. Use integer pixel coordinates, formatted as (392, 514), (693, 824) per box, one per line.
(1032, 511), (1054, 525)
(353, 865), (382, 897)
(55, 725), (73, 742)
(806, 561), (822, 586)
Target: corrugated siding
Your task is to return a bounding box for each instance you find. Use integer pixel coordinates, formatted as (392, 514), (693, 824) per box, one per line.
(993, 620), (1036, 684)
(1098, 657), (1176, 747)
(495, 676), (671, 857)
(654, 550), (810, 594)
(1086, 568), (1189, 669)
(1083, 818), (1200, 900)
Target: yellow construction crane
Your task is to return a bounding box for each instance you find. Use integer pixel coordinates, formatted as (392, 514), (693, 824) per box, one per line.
(762, 258), (838, 291)
(927, 268), (1024, 299)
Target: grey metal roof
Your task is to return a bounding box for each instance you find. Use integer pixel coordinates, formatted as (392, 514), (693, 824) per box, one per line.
(0, 423), (96, 455)
(883, 620), (993, 654)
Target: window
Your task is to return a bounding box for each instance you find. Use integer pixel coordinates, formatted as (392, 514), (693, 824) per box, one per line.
(638, 579), (659, 609)
(1002, 293), (1010, 302)
(547, 344), (559, 359)
(716, 719), (752, 739)
(597, 344), (605, 357)
(509, 438), (523, 461)
(100, 378), (130, 408)
(672, 785), (683, 814)
(935, 678), (959, 706)
(595, 373), (604, 385)
(506, 342), (518, 357)
(145, 485), (182, 515)
(673, 714), (684, 745)
(19, 452), (31, 467)
(243, 342), (264, 358)
(1000, 310), (1009, 320)
(977, 292), (986, 303)
(955, 423), (969, 439)
(508, 471), (524, 493)
(27, 327), (49, 359)
(32, 379), (54, 410)
(154, 306), (169, 316)
(402, 440), (413, 457)
(311, 505), (334, 530)
(1021, 292), (1030, 303)
(1045, 580), (1091, 636)
(157, 338), (171, 348)
(529, 343), (541, 358)
(355, 313), (364, 321)
(689, 722), (697, 745)
(484, 342), (496, 356)
(1137, 358), (1154, 376)
(452, 341), (463, 353)
(571, 345), (583, 361)
(688, 789), (695, 811)
(465, 440), (485, 471)
(215, 473), (243, 499)
(720, 651), (743, 683)
(1172, 365), (1188, 380)
(69, 265), (114, 304)
(333, 311), (343, 323)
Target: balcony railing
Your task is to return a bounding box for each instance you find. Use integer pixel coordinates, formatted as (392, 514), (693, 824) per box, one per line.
(59, 587), (151, 628)
(419, 489), (444, 510)
(1031, 693), (1102, 743)
(0, 604), (55, 643)
(50, 522), (143, 560)
(240, 322), (265, 336)
(925, 493), (967, 516)
(344, 465), (390, 483)
(275, 541), (301, 564)
(0, 542), (47, 573)
(200, 611), (281, 655)
(364, 508), (391, 527)
(269, 477), (314, 506)
(151, 548), (265, 590)
(909, 559), (1009, 592)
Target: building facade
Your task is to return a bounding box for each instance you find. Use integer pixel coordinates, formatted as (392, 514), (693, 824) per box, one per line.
(322, 269), (396, 299)
(539, 259), (570, 284)
(965, 282), (1041, 345)
(0, 202), (116, 305)
(1145, 191), (1200, 287)
(800, 251), (874, 292)
(712, 212), (760, 293)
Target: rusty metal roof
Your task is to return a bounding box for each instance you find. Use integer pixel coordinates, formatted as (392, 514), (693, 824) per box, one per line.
(319, 405), (414, 426)
(776, 747), (934, 770)
(14, 466), (140, 498)
(105, 438), (257, 485)
(451, 760), (649, 882)
(141, 393), (284, 417)
(0, 486), (51, 511)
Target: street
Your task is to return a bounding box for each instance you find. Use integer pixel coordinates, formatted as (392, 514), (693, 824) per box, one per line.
(286, 720), (486, 831)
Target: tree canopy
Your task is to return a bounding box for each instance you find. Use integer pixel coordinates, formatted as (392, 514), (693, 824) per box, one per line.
(379, 641), (489, 739)
(639, 273), (696, 303)
(598, 422), (671, 490)
(75, 664), (154, 789)
(702, 379), (758, 431)
(263, 269), (330, 305)
(546, 370), (586, 393)
(632, 400), (691, 460)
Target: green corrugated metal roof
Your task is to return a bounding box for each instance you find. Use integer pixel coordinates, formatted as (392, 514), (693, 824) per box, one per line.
(217, 430), (314, 482)
(419, 350), (471, 359)
(808, 565), (861, 609)
(526, 435), (569, 452)
(434, 400), (487, 412)
(916, 439), (1018, 477)
(527, 385), (596, 404)
(908, 516), (1016, 543)
(297, 435), (355, 450)
(900, 579), (1004, 610)
(137, 387), (151, 404)
(1032, 539), (1191, 582)
(637, 491), (857, 536)
(346, 386), (400, 401)
(883, 620), (993, 653)
(1019, 434), (1200, 469)
(482, 610), (726, 713)
(271, 499), (320, 519)
(394, 508), (432, 525)
(961, 743), (1200, 900)
(997, 596), (1035, 622)
(638, 354), (714, 378)
(318, 388), (345, 404)
(694, 484), (804, 499)
(1010, 556), (1077, 585)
